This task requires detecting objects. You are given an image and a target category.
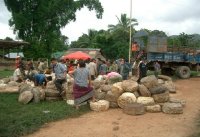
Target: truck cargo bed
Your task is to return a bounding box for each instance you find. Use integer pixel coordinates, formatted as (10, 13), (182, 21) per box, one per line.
(147, 52), (200, 63)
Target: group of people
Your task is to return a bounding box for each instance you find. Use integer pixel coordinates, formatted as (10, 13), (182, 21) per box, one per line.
(13, 55), (161, 109)
(51, 58), (94, 109)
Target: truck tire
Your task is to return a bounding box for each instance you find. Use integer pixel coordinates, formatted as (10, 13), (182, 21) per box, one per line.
(176, 66), (190, 79)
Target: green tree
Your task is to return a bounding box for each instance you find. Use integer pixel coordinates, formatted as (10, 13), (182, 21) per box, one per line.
(108, 14), (138, 33)
(70, 29), (100, 48)
(4, 37), (14, 41)
(178, 32), (190, 47)
(4, 0), (103, 59)
(108, 14), (138, 59)
(70, 14), (138, 60)
(149, 30), (167, 37)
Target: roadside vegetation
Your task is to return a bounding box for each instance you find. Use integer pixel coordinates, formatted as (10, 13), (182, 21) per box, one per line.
(0, 93), (90, 137)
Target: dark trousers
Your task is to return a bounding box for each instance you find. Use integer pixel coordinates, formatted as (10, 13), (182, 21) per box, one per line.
(122, 74), (128, 80)
(54, 79), (66, 93)
(91, 75), (95, 80)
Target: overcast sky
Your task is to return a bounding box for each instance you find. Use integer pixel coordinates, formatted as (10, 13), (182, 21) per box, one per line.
(0, 0), (200, 42)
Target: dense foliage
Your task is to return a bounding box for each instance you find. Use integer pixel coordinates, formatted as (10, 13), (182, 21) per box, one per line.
(4, 0), (103, 59)
(4, 1), (200, 60)
(70, 14), (138, 60)
(70, 24), (200, 59)
(168, 32), (200, 48)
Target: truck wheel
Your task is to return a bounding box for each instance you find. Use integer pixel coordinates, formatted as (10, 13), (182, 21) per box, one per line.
(176, 66), (190, 79)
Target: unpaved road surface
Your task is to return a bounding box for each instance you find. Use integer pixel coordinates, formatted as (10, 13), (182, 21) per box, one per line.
(27, 78), (200, 137)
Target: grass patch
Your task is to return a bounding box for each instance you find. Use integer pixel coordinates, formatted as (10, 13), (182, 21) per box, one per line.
(191, 71), (200, 77)
(0, 93), (90, 137)
(0, 69), (13, 79)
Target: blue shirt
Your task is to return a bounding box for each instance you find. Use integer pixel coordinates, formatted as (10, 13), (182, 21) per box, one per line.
(35, 74), (46, 85)
(53, 63), (67, 79)
(74, 68), (90, 87)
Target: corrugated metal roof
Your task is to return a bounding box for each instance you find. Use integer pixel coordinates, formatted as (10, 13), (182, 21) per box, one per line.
(4, 52), (24, 58)
(0, 40), (29, 49)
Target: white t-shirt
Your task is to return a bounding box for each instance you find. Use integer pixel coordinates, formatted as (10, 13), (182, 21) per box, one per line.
(88, 62), (97, 75)
(13, 68), (21, 81)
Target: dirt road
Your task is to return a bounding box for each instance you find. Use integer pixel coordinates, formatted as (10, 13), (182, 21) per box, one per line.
(27, 78), (200, 137)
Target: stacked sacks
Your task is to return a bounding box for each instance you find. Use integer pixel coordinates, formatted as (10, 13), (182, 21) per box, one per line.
(1, 78), (10, 84)
(140, 75), (159, 89)
(25, 79), (35, 87)
(141, 75), (184, 114)
(45, 74), (73, 102)
(7, 81), (19, 87)
(90, 100), (109, 111)
(6, 81), (19, 92)
(65, 76), (74, 105)
(106, 82), (123, 108)
(45, 81), (62, 101)
(18, 83), (45, 104)
(92, 76), (105, 89)
(94, 84), (112, 102)
(91, 75), (185, 115)
(122, 80), (139, 97)
(106, 72), (123, 84)
(93, 74), (122, 109)
(123, 103), (145, 115)
(18, 91), (33, 104)
(93, 76), (108, 100)
(31, 87), (45, 103)
(18, 83), (33, 93)
(158, 75), (176, 93)
(138, 84), (151, 97)
(118, 92), (137, 109)
(0, 78), (19, 92)
(95, 88), (106, 100)
(0, 82), (7, 90)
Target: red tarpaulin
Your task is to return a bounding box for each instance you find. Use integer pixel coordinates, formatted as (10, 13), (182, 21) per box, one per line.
(63, 51), (91, 60)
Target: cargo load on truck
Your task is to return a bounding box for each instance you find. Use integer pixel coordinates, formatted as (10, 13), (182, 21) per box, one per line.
(132, 30), (200, 79)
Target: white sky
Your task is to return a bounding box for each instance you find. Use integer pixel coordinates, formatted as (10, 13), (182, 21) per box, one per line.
(1, 0), (200, 42)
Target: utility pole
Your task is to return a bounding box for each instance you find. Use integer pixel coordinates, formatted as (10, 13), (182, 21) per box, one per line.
(129, 0), (132, 63)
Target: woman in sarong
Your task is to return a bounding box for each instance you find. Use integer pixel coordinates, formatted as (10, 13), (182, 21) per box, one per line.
(69, 60), (95, 109)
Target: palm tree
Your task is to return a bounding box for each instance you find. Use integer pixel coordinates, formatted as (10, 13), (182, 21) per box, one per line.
(108, 13), (138, 33)
(73, 29), (100, 48)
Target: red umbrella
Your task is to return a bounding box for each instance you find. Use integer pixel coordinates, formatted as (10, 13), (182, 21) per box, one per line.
(63, 51), (91, 60)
